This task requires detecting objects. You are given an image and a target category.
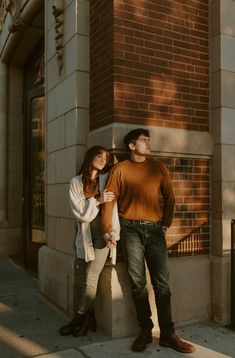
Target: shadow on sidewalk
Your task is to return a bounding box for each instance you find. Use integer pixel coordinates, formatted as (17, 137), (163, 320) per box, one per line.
(0, 258), (107, 358)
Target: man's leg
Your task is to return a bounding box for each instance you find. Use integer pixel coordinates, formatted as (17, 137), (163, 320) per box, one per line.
(121, 220), (153, 351)
(145, 223), (195, 353)
(144, 224), (174, 336)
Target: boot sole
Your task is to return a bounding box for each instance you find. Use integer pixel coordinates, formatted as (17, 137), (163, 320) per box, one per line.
(159, 341), (195, 353)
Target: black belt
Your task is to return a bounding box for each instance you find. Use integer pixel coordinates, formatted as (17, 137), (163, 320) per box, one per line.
(121, 219), (161, 226)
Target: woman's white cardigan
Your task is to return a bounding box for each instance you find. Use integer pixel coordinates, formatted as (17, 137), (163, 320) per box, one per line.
(69, 173), (120, 264)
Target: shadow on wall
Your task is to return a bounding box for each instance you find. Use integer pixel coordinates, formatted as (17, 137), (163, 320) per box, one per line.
(113, 0), (209, 131)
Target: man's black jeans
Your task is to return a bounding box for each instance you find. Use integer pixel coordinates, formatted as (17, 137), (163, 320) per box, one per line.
(120, 219), (175, 336)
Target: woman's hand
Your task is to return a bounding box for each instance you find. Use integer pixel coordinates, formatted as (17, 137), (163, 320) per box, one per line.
(103, 232), (117, 248)
(98, 189), (115, 204)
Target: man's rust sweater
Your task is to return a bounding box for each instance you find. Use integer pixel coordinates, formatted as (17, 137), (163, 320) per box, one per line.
(101, 158), (175, 233)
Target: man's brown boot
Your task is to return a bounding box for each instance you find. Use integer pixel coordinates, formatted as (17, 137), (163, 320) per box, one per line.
(131, 329), (152, 352)
(159, 333), (195, 353)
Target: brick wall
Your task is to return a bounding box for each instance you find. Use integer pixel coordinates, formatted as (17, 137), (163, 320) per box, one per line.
(91, 0), (209, 130)
(113, 0), (209, 130)
(90, 0), (114, 129)
(160, 156), (210, 257)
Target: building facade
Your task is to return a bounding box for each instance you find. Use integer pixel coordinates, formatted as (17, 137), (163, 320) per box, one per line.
(0, 0), (234, 337)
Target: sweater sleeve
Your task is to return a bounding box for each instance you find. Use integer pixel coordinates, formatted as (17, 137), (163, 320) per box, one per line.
(69, 177), (99, 223)
(101, 168), (120, 234)
(159, 162), (175, 227)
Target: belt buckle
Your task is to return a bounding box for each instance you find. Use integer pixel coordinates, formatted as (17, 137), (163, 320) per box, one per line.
(140, 220), (153, 225)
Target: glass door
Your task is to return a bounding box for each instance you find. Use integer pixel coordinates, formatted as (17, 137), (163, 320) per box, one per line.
(30, 96), (45, 244)
(23, 44), (45, 273)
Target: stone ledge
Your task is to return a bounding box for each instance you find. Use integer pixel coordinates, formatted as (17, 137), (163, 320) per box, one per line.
(87, 123), (213, 158)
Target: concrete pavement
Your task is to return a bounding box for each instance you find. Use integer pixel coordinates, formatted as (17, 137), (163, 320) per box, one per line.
(0, 257), (235, 358)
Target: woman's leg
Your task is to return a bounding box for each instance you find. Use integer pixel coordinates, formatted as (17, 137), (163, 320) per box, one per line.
(72, 247), (109, 336)
(77, 246), (109, 313)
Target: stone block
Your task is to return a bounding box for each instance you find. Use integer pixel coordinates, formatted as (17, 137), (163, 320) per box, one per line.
(47, 152), (56, 184)
(211, 218), (223, 255)
(56, 73), (77, 116)
(221, 34), (235, 72)
(55, 147), (77, 183)
(211, 180), (222, 219)
(221, 145), (235, 181)
(221, 219), (232, 253)
(210, 35), (220, 73)
(212, 107), (235, 145)
(221, 70), (235, 108)
(77, 0), (89, 36)
(76, 71), (89, 108)
(47, 116), (65, 153)
(65, 108), (89, 146)
(64, 0), (77, 44)
(211, 255), (231, 325)
(47, 88), (57, 122)
(221, 0), (235, 36)
(211, 70), (221, 109)
(169, 256), (211, 324)
(47, 184), (67, 217)
(65, 35), (90, 76)
(47, 55), (65, 91)
(212, 144), (222, 180)
(222, 181), (235, 218)
(75, 145), (87, 174)
(38, 246), (76, 314)
(45, 0), (54, 31)
(88, 123), (213, 156)
(221, 108), (235, 144)
(55, 217), (76, 255)
(46, 26), (55, 62)
(95, 263), (139, 338)
(46, 215), (56, 249)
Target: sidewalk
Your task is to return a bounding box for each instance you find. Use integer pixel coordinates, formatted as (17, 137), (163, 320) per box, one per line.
(0, 257), (234, 358)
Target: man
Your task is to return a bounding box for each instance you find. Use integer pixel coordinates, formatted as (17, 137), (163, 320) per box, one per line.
(101, 128), (195, 353)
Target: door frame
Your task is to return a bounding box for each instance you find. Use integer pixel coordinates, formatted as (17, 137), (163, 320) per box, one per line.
(23, 44), (45, 273)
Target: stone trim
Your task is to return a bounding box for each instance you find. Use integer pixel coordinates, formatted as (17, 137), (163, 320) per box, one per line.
(87, 123), (213, 158)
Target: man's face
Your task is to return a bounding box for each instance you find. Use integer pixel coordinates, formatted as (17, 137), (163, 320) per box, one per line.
(129, 135), (151, 155)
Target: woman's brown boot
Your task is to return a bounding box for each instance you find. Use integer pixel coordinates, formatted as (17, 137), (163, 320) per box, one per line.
(88, 308), (96, 332)
(72, 312), (90, 337)
(59, 314), (82, 336)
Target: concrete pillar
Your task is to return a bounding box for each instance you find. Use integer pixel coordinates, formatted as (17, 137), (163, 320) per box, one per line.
(39, 0), (90, 316)
(210, 0), (235, 324)
(0, 61), (7, 227)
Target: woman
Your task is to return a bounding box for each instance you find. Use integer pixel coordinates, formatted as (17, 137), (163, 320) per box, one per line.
(59, 145), (119, 337)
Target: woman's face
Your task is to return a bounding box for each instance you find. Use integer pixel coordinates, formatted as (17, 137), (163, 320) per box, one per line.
(91, 151), (108, 171)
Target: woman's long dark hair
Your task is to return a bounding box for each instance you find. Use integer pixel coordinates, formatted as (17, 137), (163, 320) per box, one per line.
(78, 146), (110, 190)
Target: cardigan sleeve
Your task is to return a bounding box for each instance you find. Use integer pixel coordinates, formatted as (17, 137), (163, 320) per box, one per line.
(69, 176), (99, 223)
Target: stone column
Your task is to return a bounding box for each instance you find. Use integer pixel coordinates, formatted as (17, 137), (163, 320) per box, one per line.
(39, 0), (90, 315)
(0, 61), (8, 249)
(210, 0), (235, 324)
